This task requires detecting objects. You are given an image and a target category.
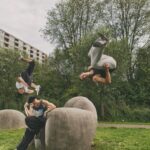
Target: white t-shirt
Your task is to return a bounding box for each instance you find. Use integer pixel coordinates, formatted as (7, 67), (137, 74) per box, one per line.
(32, 109), (44, 117)
(16, 82), (29, 93)
(97, 54), (117, 69)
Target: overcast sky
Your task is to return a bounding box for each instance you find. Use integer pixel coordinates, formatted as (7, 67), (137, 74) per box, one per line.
(0, 0), (60, 54)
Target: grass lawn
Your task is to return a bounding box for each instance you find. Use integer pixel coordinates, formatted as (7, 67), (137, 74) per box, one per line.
(1, 127), (150, 150)
(93, 127), (150, 150)
(0, 128), (24, 150)
(100, 121), (150, 125)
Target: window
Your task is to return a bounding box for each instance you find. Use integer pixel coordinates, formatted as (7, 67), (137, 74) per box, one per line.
(4, 33), (9, 37)
(15, 38), (19, 42)
(30, 54), (33, 58)
(23, 46), (26, 50)
(30, 50), (33, 53)
(37, 53), (39, 56)
(14, 42), (19, 47)
(4, 37), (9, 42)
(4, 42), (9, 47)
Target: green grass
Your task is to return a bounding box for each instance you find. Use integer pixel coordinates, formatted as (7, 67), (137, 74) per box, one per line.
(99, 121), (150, 125)
(93, 127), (150, 150)
(1, 127), (150, 150)
(0, 128), (24, 150)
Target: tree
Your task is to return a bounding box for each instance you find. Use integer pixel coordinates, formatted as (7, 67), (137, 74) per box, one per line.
(100, 0), (150, 80)
(134, 45), (150, 104)
(42, 0), (150, 121)
(0, 48), (24, 109)
(43, 0), (102, 49)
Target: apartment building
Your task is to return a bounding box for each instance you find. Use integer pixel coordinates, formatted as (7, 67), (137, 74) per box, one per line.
(0, 29), (47, 63)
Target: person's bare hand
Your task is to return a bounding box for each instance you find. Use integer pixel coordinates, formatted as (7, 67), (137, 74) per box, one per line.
(104, 63), (109, 70)
(80, 72), (89, 80)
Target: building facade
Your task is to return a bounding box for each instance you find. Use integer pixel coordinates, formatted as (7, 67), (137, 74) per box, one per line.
(0, 29), (47, 63)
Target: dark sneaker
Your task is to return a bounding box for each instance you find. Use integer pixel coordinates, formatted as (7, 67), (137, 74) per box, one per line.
(93, 38), (107, 47)
(93, 34), (109, 47)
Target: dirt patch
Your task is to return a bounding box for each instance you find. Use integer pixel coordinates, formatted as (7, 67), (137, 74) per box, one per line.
(98, 123), (150, 129)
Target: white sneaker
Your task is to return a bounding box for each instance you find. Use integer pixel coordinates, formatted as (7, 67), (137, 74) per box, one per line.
(35, 85), (41, 95)
(98, 39), (107, 45)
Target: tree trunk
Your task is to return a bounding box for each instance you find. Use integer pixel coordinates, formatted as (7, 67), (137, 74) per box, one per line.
(101, 102), (105, 120)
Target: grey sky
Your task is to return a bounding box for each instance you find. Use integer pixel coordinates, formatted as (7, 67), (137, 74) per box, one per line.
(0, 0), (60, 54)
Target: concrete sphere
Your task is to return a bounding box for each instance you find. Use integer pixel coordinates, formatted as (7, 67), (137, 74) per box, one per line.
(45, 96), (97, 150)
(0, 109), (26, 129)
(64, 96), (97, 118)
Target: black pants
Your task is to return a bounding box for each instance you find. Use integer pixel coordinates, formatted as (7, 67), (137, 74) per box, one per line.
(17, 116), (46, 150)
(21, 60), (35, 86)
(92, 68), (115, 78)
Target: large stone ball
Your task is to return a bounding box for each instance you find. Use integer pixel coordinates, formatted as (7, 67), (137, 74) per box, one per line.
(45, 96), (97, 150)
(64, 96), (97, 118)
(0, 109), (26, 129)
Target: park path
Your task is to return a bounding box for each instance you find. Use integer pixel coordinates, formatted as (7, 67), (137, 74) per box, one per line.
(98, 123), (150, 129)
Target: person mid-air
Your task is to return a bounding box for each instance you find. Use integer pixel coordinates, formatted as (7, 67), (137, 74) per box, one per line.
(80, 34), (117, 84)
(16, 55), (40, 95)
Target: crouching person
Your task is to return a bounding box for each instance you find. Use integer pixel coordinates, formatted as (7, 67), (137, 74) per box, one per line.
(16, 96), (56, 150)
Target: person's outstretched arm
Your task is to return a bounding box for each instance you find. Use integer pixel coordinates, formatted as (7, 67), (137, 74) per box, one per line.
(42, 100), (56, 111)
(79, 69), (94, 80)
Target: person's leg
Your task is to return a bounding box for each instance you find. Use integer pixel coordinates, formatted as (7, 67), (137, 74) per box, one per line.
(25, 60), (41, 95)
(30, 83), (38, 89)
(20, 59), (35, 86)
(16, 116), (46, 150)
(25, 116), (46, 133)
(30, 83), (40, 95)
(21, 60), (37, 91)
(25, 60), (35, 76)
(88, 35), (108, 69)
(16, 128), (35, 150)
(88, 46), (104, 69)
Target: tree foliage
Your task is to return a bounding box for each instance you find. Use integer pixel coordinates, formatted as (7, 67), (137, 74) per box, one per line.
(100, 0), (150, 80)
(0, 49), (24, 109)
(0, 0), (150, 122)
(43, 0), (102, 49)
